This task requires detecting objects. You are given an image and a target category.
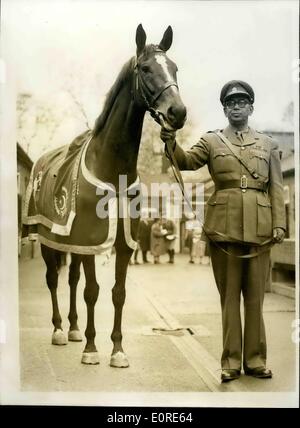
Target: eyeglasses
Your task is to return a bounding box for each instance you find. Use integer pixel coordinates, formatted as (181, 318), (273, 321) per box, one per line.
(225, 99), (250, 109)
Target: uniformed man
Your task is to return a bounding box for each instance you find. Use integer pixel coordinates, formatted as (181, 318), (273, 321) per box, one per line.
(160, 80), (286, 383)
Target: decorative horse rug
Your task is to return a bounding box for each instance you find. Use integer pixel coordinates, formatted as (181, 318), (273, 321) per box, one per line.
(23, 130), (139, 258)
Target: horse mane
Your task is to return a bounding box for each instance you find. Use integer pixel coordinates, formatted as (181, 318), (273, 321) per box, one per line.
(93, 57), (135, 137)
(93, 45), (161, 137)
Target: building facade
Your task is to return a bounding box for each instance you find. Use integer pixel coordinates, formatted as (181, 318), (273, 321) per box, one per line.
(17, 143), (38, 259)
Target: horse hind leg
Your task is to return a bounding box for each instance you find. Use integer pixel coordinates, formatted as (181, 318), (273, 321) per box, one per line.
(68, 254), (83, 342)
(81, 255), (100, 364)
(41, 244), (67, 345)
(110, 248), (132, 368)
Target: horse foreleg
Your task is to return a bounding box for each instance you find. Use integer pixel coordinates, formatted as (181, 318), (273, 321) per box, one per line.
(81, 255), (100, 364)
(110, 248), (132, 368)
(68, 254), (83, 342)
(41, 244), (67, 345)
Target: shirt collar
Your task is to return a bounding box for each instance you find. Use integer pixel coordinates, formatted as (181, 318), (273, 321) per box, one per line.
(223, 125), (256, 146)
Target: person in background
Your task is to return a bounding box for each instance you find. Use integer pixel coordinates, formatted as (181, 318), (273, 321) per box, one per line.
(138, 217), (153, 263)
(162, 217), (177, 264)
(150, 218), (167, 264)
(190, 222), (206, 264)
(185, 218), (195, 263)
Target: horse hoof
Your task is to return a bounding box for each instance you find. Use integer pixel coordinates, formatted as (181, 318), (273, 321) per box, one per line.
(81, 352), (100, 365)
(68, 330), (83, 342)
(52, 329), (67, 346)
(110, 352), (129, 368)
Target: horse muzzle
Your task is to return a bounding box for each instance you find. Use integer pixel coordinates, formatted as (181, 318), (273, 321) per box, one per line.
(155, 88), (187, 130)
(156, 106), (187, 131)
(166, 102), (187, 129)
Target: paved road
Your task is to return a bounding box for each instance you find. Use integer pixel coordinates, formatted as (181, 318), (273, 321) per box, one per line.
(19, 252), (297, 397)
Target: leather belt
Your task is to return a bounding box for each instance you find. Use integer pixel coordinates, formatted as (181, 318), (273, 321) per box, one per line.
(217, 176), (268, 191)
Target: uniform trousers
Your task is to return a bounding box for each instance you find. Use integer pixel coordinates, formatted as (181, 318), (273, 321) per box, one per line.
(209, 242), (270, 371)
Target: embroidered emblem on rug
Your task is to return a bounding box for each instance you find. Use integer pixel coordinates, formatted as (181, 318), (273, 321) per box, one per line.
(54, 186), (68, 218)
(22, 130), (138, 255)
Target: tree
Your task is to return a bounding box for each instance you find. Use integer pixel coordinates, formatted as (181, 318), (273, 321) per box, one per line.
(62, 65), (101, 131)
(137, 113), (163, 176)
(137, 114), (197, 176)
(17, 92), (68, 159)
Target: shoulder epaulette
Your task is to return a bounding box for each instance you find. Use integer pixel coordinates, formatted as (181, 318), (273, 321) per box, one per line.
(207, 129), (221, 134)
(256, 130), (273, 139)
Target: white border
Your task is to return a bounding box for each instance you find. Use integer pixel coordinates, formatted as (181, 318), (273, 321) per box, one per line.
(0, 0), (299, 408)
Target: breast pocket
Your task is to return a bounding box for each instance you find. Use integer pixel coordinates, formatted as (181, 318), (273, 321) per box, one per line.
(249, 149), (270, 178)
(256, 193), (272, 237)
(212, 148), (236, 174)
(205, 193), (228, 234)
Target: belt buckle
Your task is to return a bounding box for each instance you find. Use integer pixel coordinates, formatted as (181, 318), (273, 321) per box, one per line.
(241, 175), (248, 189)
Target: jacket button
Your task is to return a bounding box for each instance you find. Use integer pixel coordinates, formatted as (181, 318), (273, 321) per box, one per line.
(242, 189), (246, 193)
(241, 147), (245, 150)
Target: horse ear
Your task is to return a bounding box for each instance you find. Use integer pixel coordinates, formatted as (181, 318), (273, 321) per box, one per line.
(158, 26), (173, 52)
(136, 24), (146, 56)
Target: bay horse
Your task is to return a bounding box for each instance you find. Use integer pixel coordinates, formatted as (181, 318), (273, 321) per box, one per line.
(24, 24), (186, 367)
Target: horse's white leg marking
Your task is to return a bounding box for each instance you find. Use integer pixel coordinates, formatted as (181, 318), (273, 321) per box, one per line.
(81, 351), (100, 365)
(110, 351), (129, 368)
(52, 329), (67, 345)
(68, 330), (82, 342)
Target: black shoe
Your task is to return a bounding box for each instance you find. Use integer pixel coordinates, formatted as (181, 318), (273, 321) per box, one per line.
(244, 367), (272, 378)
(221, 369), (241, 383)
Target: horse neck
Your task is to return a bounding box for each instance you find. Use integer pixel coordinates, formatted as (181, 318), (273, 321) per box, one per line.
(86, 81), (146, 189)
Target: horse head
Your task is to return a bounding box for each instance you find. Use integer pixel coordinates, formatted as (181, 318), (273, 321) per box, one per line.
(134, 24), (187, 131)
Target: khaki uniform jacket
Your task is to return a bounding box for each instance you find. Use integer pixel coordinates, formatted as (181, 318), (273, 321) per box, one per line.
(172, 126), (286, 245)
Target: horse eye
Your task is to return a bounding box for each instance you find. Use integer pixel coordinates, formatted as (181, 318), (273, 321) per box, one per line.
(141, 65), (150, 73)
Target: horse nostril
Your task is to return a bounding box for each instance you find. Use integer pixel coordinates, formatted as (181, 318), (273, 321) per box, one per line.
(167, 105), (187, 126)
(167, 106), (175, 121)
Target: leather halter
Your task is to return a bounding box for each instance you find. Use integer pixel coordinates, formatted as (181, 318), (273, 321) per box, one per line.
(133, 52), (178, 123)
